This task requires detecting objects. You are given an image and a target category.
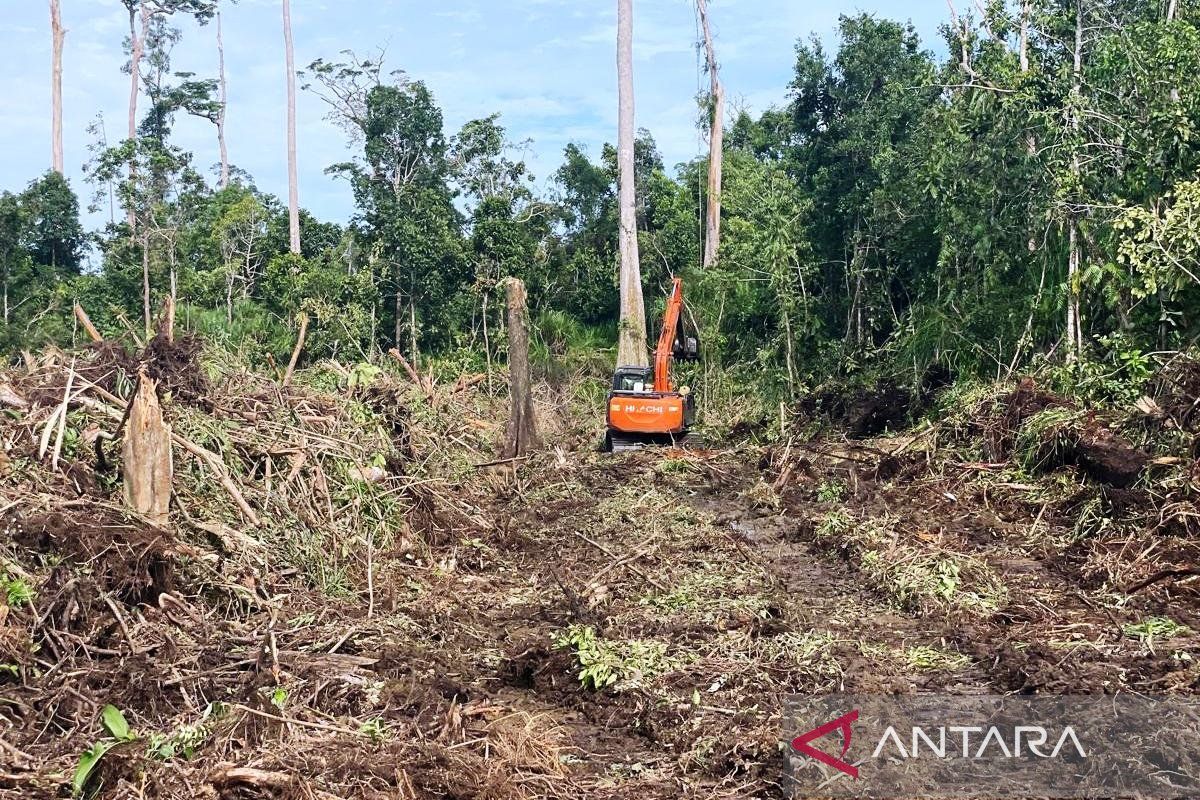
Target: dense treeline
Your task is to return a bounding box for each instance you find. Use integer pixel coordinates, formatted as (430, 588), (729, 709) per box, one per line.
(3, 1), (1198, 408)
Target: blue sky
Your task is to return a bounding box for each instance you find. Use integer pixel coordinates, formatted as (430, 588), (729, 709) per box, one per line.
(2, 0), (945, 228)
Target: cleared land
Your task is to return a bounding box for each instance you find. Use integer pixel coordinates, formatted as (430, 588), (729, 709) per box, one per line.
(2, 340), (1198, 798)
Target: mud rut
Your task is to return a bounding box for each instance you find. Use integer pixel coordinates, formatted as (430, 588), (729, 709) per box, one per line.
(415, 441), (1197, 798)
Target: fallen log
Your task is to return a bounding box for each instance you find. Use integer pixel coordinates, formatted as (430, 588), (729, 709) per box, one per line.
(73, 302), (103, 343)
(387, 348), (433, 397)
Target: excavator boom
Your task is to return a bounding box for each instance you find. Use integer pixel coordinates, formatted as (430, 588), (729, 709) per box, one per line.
(653, 277), (685, 393)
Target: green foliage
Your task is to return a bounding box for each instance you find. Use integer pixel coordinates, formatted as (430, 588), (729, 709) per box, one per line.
(73, 706), (138, 797)
(816, 480), (847, 503)
(3, 574), (33, 608)
(1123, 617), (1190, 647)
(551, 624), (671, 691)
(6, 1), (1200, 409)
(1046, 335), (1154, 407)
(1014, 407), (1084, 472)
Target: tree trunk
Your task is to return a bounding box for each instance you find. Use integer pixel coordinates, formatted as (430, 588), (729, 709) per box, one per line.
(697, 0), (723, 270)
(126, 2), (147, 231)
(1018, 0), (1030, 73)
(1167, 0), (1181, 103)
(49, 0), (65, 175)
(123, 373), (172, 527)
(1066, 0), (1084, 361)
(142, 235), (152, 334)
(500, 278), (540, 459)
(282, 0), (301, 254)
(615, 0), (648, 367)
(217, 6), (230, 188)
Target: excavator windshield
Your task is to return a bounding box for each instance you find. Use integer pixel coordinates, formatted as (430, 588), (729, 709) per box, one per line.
(612, 366), (653, 393)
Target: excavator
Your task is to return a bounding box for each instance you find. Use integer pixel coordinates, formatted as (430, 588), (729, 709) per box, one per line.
(604, 277), (699, 452)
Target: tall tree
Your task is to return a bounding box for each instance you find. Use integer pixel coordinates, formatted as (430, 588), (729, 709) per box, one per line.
(49, 0), (65, 175)
(282, 0), (300, 254)
(616, 0), (648, 366)
(696, 0), (723, 270)
(120, 0), (215, 229)
(216, 1), (230, 187)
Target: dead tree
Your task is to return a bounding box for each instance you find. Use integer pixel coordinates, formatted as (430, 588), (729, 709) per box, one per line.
(282, 0), (301, 254)
(49, 0), (65, 175)
(123, 374), (172, 526)
(216, 3), (230, 188)
(616, 0), (648, 367)
(500, 278), (540, 459)
(696, 0), (723, 270)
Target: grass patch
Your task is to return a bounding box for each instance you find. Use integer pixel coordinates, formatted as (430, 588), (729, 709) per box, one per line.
(904, 645), (971, 671)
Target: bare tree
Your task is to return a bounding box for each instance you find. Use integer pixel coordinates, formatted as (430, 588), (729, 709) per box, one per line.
(126, 1), (149, 229)
(49, 0), (65, 175)
(1065, 0), (1084, 360)
(216, 2), (230, 187)
(616, 0), (648, 367)
(283, 0), (300, 254)
(1019, 0), (1030, 73)
(696, 0), (723, 270)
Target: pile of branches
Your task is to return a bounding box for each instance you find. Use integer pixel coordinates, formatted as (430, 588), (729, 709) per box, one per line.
(0, 336), (553, 799)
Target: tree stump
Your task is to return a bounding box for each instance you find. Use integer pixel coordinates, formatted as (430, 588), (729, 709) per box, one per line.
(501, 278), (541, 459)
(123, 373), (173, 526)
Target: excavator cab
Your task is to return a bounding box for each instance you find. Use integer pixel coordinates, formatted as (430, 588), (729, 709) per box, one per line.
(612, 366), (654, 393)
(604, 278), (699, 452)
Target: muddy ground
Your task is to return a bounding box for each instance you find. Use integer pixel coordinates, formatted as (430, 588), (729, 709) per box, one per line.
(1, 346), (1199, 799)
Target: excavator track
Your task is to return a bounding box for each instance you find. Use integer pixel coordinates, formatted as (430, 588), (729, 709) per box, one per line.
(604, 431), (690, 453)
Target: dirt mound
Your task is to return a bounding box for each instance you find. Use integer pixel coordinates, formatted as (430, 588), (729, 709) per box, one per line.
(978, 378), (1150, 487)
(801, 379), (911, 437)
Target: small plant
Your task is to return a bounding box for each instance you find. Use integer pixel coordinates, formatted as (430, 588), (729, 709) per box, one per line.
(816, 510), (852, 540)
(656, 457), (695, 476)
(3, 575), (33, 608)
(73, 705), (138, 797)
(359, 718), (388, 741)
(816, 480), (847, 503)
(1123, 617), (1190, 648)
(147, 703), (225, 760)
(551, 624), (671, 691)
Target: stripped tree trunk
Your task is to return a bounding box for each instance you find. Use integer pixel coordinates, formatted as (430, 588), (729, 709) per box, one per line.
(616, 0), (648, 367)
(696, 0), (723, 270)
(1019, 0), (1030, 73)
(123, 374), (172, 527)
(501, 278), (540, 459)
(282, 0), (301, 254)
(49, 0), (65, 175)
(1065, 0), (1084, 360)
(127, 1), (147, 231)
(142, 233), (152, 333)
(217, 6), (231, 188)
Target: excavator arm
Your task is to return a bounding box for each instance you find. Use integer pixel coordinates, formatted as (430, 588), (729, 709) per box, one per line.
(653, 277), (685, 393)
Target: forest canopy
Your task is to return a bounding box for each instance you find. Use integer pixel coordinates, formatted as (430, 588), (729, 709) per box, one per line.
(3, 1), (1199, 409)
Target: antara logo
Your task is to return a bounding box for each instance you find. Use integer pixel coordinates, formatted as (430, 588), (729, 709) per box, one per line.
(792, 709), (1089, 781)
(792, 710), (860, 779)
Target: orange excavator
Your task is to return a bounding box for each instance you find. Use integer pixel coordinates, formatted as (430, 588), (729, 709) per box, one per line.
(604, 277), (699, 452)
